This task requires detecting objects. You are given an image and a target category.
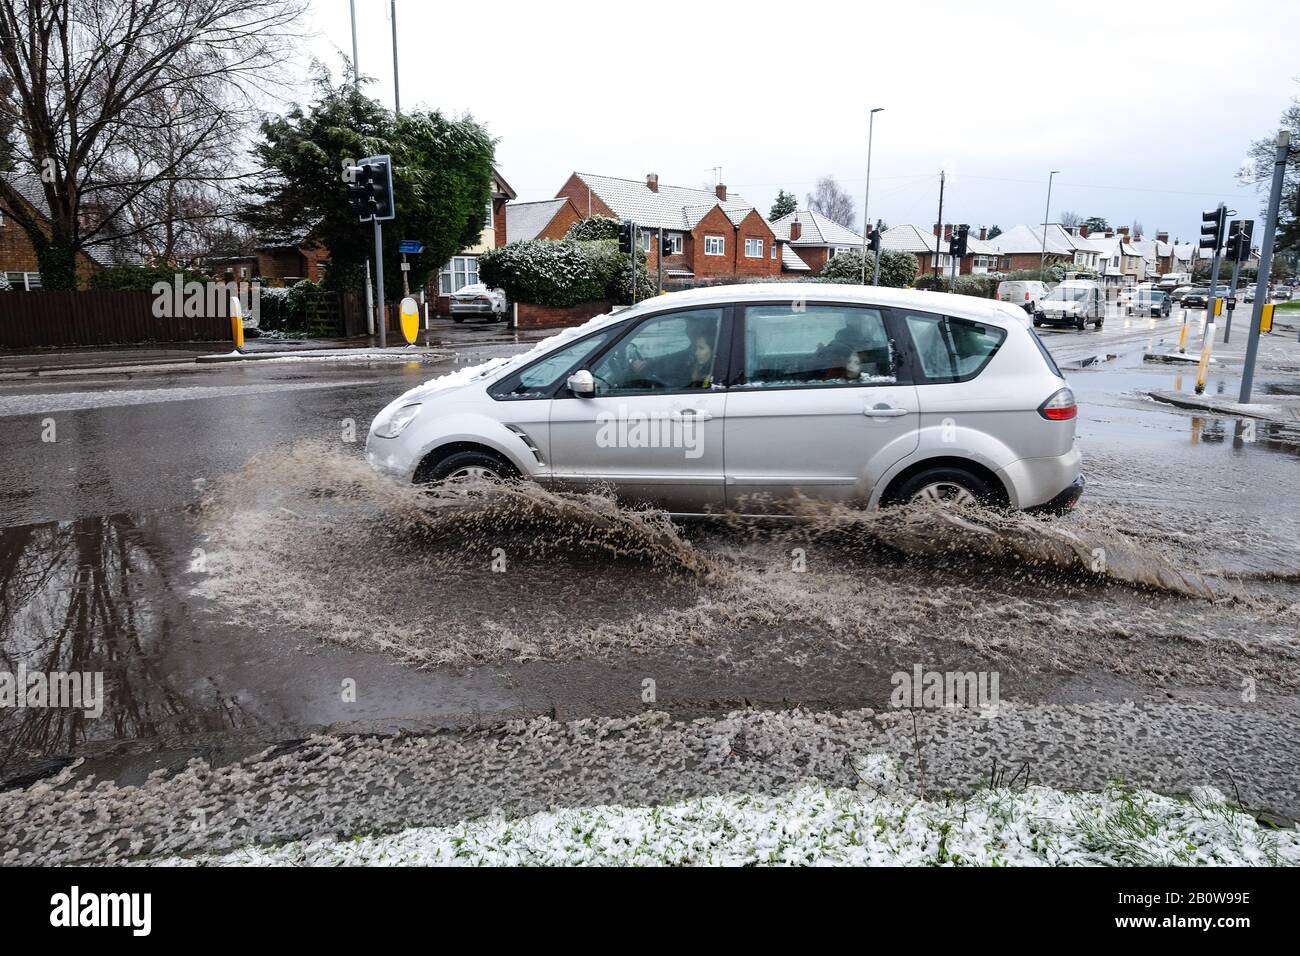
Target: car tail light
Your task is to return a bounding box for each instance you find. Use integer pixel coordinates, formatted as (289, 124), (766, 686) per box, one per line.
(1039, 387), (1077, 421)
(1025, 292), (1030, 301)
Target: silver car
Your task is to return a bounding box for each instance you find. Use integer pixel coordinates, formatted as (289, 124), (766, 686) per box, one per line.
(367, 284), (1084, 514)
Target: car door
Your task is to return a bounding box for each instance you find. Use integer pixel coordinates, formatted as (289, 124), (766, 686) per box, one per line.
(722, 302), (919, 510)
(547, 307), (729, 513)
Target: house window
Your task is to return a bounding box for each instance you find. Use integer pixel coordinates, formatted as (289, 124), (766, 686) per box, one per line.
(771, 243), (778, 260)
(669, 233), (683, 254)
(745, 237), (763, 258)
(5, 272), (41, 290)
(833, 247), (852, 257)
(704, 235), (725, 256)
(439, 255), (479, 294)
(638, 230), (651, 251)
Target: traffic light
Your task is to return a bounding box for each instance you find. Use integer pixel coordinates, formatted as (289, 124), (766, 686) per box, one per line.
(1199, 205), (1226, 251)
(1226, 219), (1254, 262)
(660, 231), (674, 257)
(617, 219), (635, 255)
(948, 224), (969, 259)
(867, 228), (881, 254)
(344, 155), (394, 222)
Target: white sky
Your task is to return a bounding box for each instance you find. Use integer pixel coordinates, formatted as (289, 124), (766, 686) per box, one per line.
(303, 0), (1299, 243)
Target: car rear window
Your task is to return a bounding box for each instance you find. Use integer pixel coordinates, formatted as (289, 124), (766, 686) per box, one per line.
(901, 313), (1006, 383)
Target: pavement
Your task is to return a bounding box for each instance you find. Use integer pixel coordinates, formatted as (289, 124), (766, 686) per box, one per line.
(4, 303), (1300, 858)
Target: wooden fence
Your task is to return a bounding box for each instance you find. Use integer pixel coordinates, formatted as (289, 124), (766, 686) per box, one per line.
(0, 291), (232, 349)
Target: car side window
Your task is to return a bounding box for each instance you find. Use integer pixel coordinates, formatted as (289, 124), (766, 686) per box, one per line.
(739, 305), (895, 387)
(490, 329), (617, 399)
(902, 312), (1006, 383)
(589, 309), (724, 394)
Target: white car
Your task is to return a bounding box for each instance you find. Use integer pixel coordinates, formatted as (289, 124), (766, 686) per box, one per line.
(449, 283), (507, 322)
(367, 284), (1084, 514)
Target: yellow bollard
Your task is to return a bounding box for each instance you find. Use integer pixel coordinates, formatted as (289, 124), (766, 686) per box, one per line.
(1178, 312), (1190, 353)
(1195, 309), (1217, 394)
(1260, 303), (1275, 334)
(229, 296), (244, 351)
(399, 296), (419, 346)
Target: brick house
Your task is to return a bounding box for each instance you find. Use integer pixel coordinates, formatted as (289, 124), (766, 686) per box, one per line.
(211, 239), (329, 285)
(985, 223), (1078, 273)
(879, 223), (1003, 277)
(554, 172), (784, 285)
(432, 167), (518, 314)
(504, 197), (583, 243)
(768, 209), (864, 275)
(0, 173), (133, 289)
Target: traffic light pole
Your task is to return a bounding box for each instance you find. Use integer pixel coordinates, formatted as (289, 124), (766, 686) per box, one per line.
(373, 218), (387, 348)
(657, 227), (663, 297)
(1222, 255), (1243, 344)
(871, 219), (882, 287)
(1240, 130), (1292, 404)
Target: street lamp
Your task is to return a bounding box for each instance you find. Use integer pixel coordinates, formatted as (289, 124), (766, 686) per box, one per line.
(1040, 170), (1060, 269)
(860, 107), (884, 284)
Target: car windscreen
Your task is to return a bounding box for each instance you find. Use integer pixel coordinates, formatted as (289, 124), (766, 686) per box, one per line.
(1046, 287), (1089, 301)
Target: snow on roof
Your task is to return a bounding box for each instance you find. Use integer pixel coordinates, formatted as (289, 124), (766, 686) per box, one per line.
(572, 172), (752, 231)
(769, 209), (864, 247)
(879, 224), (1000, 257)
(782, 245), (812, 271)
(986, 224), (1075, 257)
(505, 199), (570, 244)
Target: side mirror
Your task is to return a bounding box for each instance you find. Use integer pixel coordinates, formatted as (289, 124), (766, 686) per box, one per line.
(567, 369), (596, 397)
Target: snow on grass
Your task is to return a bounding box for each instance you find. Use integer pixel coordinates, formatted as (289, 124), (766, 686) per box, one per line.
(146, 765), (1299, 867)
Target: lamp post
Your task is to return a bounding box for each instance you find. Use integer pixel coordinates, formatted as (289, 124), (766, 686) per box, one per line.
(860, 107), (884, 285)
(1040, 170), (1060, 270)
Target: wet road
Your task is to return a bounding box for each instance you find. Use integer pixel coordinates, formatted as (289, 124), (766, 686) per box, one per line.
(3, 311), (1300, 822)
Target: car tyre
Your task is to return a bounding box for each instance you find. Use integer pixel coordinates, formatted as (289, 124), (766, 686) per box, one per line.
(889, 467), (999, 508)
(452, 315), (465, 324)
(1074, 315), (1086, 331)
(419, 449), (518, 485)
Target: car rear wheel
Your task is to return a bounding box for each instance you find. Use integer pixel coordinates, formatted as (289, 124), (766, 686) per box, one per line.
(1075, 315), (1086, 331)
(418, 449), (518, 485)
(890, 467), (998, 508)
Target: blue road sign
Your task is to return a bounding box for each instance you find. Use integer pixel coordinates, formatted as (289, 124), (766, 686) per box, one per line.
(398, 240), (424, 254)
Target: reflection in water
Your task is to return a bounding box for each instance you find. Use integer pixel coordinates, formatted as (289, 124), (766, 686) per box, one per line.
(0, 515), (248, 769)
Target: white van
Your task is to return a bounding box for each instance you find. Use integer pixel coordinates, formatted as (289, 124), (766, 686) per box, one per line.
(1034, 280), (1105, 330)
(997, 280), (1049, 310)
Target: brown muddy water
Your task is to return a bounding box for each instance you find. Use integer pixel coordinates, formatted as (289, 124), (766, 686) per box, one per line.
(3, 439), (1300, 779)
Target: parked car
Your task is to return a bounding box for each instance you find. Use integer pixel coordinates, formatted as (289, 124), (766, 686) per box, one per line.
(1127, 289), (1171, 317)
(449, 283), (507, 323)
(1274, 287), (1293, 302)
(1033, 280), (1105, 330)
(1181, 288), (1211, 309)
(367, 284), (1084, 515)
(997, 280), (1050, 310)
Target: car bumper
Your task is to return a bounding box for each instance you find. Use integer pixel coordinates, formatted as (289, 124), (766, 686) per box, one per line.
(450, 303), (500, 315)
(998, 447), (1083, 510)
(1024, 474), (1085, 515)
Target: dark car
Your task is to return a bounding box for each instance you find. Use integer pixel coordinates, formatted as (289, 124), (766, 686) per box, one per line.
(1181, 288), (1211, 309)
(1127, 290), (1171, 317)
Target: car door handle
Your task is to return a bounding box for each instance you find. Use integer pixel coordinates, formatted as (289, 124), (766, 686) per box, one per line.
(673, 409), (713, 421)
(864, 405), (909, 417)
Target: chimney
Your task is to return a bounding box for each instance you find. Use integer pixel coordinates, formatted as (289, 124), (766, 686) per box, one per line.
(1079, 225), (1089, 237)
(1156, 231), (1168, 244)
(646, 173), (659, 193)
(715, 183), (727, 201)
(790, 218), (802, 241)
(979, 227), (987, 241)
(1118, 226), (1130, 237)
(933, 222), (941, 237)
(943, 223), (953, 240)
(1104, 229), (1114, 238)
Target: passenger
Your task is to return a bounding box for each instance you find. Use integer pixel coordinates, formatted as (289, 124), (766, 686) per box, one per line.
(685, 332), (715, 388)
(820, 346), (864, 382)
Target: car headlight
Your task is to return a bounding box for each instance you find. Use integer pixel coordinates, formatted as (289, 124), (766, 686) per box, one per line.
(374, 402), (423, 438)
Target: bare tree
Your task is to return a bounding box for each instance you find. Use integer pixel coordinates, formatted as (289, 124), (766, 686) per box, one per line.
(1059, 210), (1083, 228)
(806, 175), (857, 231)
(0, 0), (307, 288)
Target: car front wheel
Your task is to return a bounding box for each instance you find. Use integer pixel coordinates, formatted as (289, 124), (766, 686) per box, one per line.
(418, 449), (518, 485)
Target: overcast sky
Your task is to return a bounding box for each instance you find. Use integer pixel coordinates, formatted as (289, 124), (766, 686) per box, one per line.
(304, 0), (1298, 243)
